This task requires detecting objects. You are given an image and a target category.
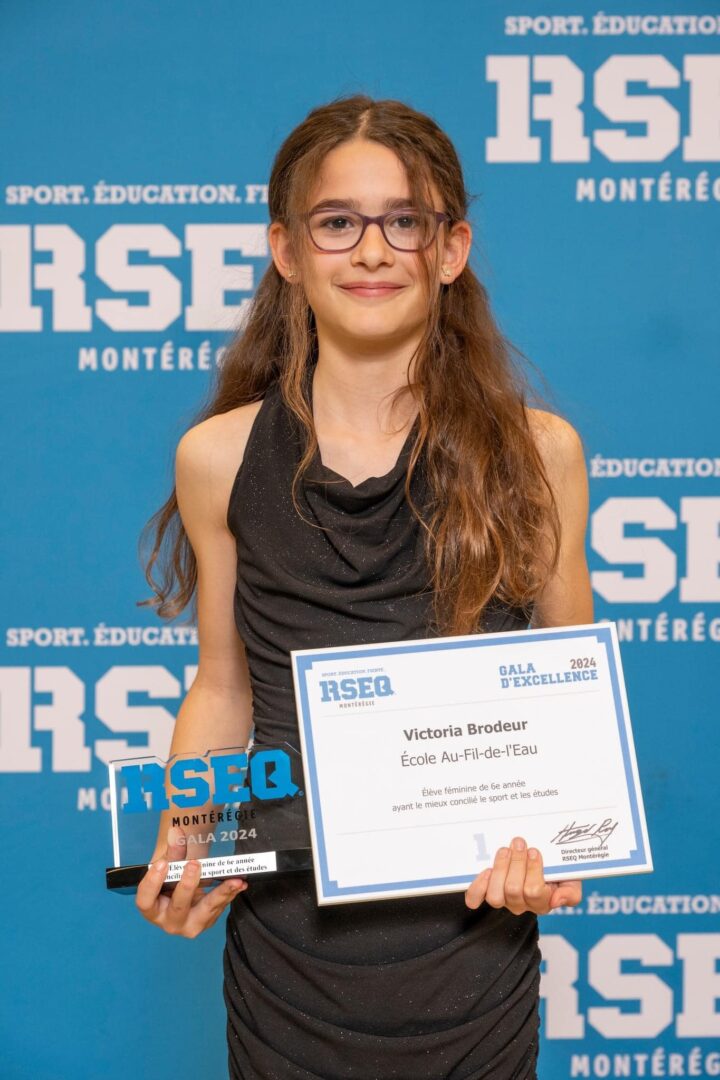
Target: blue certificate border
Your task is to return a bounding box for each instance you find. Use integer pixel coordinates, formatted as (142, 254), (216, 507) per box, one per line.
(293, 626), (649, 899)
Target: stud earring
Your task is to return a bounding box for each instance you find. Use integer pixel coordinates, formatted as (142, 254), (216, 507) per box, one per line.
(287, 270), (296, 279)
(441, 266), (452, 278)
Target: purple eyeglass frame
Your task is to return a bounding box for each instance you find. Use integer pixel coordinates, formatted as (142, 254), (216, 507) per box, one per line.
(305, 208), (451, 253)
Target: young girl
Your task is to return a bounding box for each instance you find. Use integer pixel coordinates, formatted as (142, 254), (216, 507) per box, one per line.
(137, 95), (589, 1080)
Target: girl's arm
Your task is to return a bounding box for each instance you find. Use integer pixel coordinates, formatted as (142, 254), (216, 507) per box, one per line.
(136, 403), (262, 937)
(466, 410), (592, 914)
(530, 410), (593, 630)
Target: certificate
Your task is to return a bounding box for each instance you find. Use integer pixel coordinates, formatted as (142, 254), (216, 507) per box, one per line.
(290, 622), (653, 905)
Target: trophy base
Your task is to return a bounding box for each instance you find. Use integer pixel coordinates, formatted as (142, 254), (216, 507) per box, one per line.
(106, 847), (314, 893)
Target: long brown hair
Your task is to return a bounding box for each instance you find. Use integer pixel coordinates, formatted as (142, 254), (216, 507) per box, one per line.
(139, 94), (560, 636)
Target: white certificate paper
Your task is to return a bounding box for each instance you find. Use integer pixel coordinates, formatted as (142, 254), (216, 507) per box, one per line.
(290, 622), (653, 905)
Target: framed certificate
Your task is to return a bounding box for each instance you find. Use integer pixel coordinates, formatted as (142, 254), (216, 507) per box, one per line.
(290, 622), (653, 905)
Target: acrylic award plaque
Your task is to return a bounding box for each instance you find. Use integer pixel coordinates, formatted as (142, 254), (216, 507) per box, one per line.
(105, 742), (313, 893)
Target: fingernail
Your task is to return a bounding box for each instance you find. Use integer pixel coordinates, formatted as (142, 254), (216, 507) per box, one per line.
(498, 847), (510, 858)
(153, 859), (167, 873)
(512, 837), (526, 852)
(528, 848), (539, 860)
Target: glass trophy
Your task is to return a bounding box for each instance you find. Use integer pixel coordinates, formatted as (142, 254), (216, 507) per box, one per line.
(105, 742), (313, 892)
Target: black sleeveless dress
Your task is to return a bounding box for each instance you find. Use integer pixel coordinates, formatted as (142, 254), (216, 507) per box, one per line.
(224, 376), (540, 1080)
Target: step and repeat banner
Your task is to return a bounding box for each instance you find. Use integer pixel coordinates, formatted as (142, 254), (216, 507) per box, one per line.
(1, 2), (718, 1078)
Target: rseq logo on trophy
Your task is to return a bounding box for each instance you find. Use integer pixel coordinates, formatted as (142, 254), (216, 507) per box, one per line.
(120, 747), (300, 812)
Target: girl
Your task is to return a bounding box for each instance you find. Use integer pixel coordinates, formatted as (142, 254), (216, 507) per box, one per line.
(137, 95), (589, 1079)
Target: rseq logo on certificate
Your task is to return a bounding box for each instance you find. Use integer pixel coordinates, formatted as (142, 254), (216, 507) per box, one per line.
(318, 672), (395, 706)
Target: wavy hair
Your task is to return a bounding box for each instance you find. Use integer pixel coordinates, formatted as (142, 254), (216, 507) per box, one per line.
(139, 94), (560, 636)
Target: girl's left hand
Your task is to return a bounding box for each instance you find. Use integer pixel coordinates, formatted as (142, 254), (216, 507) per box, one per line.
(464, 837), (582, 915)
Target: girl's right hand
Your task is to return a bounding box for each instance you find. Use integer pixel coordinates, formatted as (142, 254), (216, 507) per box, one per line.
(135, 825), (248, 938)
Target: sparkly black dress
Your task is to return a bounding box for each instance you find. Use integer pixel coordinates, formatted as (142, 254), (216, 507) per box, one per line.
(224, 376), (540, 1080)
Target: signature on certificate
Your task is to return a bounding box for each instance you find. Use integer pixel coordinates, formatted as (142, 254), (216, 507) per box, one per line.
(550, 818), (619, 849)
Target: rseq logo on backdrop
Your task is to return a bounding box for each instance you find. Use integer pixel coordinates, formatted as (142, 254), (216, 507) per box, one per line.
(485, 54), (720, 163)
(318, 675), (394, 705)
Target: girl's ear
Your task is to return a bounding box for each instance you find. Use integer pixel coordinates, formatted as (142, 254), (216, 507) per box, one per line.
(439, 220), (472, 285)
(269, 221), (298, 282)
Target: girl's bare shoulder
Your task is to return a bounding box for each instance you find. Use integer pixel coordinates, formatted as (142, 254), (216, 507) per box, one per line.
(175, 399), (265, 526)
(525, 407), (585, 481)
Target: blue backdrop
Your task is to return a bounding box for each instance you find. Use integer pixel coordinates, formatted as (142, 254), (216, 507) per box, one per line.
(2, 2), (719, 1077)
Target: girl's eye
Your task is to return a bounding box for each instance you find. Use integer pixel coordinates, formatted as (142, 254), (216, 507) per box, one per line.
(319, 216), (355, 230)
(394, 215), (419, 229)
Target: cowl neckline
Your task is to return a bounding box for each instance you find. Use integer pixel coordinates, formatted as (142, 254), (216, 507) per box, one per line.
(300, 368), (420, 512)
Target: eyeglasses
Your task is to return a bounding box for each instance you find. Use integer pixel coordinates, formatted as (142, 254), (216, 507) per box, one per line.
(306, 207), (451, 253)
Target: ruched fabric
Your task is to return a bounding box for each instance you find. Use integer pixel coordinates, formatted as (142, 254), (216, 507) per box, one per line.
(224, 373), (539, 1079)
